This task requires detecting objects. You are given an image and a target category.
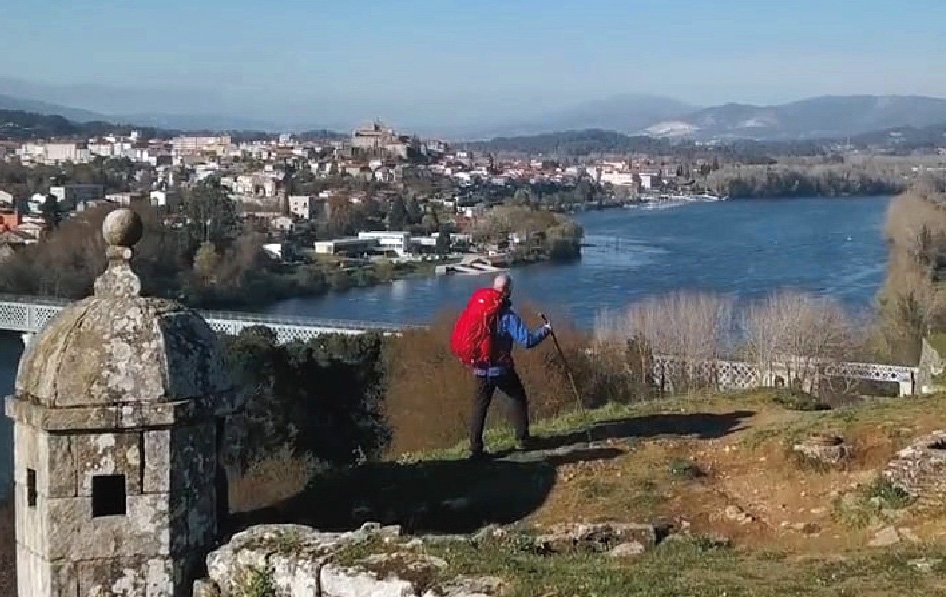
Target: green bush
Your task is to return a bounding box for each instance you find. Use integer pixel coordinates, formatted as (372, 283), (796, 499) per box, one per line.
(222, 328), (390, 472)
(772, 388), (830, 411)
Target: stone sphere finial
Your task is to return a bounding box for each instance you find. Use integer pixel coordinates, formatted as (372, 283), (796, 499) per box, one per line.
(95, 208), (143, 298)
(103, 208), (144, 249)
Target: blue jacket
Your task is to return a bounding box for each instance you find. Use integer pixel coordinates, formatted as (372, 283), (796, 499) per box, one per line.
(473, 301), (550, 377)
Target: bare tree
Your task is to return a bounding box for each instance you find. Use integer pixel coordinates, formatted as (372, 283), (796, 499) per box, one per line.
(597, 291), (736, 392)
(741, 291), (858, 392)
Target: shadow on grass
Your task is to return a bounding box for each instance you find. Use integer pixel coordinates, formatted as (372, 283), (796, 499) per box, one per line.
(230, 445), (623, 536)
(228, 411), (754, 537)
(526, 409), (756, 451)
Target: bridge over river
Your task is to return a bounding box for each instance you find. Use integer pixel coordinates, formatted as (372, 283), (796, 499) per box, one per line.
(0, 294), (409, 345)
(0, 294), (924, 397)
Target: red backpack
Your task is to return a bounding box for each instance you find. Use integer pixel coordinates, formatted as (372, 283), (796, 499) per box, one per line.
(451, 287), (505, 366)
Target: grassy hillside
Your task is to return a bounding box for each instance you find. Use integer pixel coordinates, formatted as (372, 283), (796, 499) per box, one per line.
(228, 389), (946, 596)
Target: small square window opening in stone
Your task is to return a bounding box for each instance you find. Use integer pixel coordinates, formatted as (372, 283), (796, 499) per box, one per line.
(26, 468), (37, 507)
(91, 474), (127, 517)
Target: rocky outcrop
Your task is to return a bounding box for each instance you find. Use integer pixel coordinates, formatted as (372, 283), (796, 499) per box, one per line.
(793, 434), (851, 466)
(884, 430), (946, 501)
(533, 522), (661, 554)
(193, 523), (503, 597)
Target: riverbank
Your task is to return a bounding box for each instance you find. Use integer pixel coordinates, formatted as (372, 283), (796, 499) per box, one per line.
(263, 196), (891, 327)
(188, 244), (580, 311)
(704, 164), (906, 199)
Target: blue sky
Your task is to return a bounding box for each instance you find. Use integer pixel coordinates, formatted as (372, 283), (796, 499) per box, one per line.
(2, 0), (945, 130)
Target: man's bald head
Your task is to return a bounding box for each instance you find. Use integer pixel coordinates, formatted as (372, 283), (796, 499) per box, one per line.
(493, 273), (512, 298)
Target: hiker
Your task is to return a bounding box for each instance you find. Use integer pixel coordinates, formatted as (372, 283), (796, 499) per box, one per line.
(453, 273), (552, 460)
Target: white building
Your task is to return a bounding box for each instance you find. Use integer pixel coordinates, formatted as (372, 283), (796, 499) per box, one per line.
(270, 215), (295, 232)
(48, 143), (91, 164)
(149, 190), (179, 208)
(313, 237), (378, 256)
(18, 142), (91, 164)
(639, 172), (658, 190)
(357, 231), (412, 257)
(27, 193), (48, 215)
(50, 184), (105, 210)
(599, 171), (635, 186)
(105, 192), (146, 206)
(172, 135), (232, 155)
(288, 195), (317, 220)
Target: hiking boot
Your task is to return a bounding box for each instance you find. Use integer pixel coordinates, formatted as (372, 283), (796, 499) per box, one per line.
(468, 450), (492, 462)
(514, 437), (540, 452)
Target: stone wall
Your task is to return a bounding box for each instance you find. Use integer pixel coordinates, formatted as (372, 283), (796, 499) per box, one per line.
(193, 524), (503, 597)
(884, 430), (946, 502)
(11, 421), (219, 596)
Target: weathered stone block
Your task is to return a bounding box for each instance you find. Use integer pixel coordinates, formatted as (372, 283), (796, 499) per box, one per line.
(160, 312), (231, 401)
(15, 550), (79, 596)
(45, 433), (78, 499)
(14, 427), (77, 500)
(78, 556), (173, 597)
(535, 523), (659, 553)
(143, 430), (171, 494)
(15, 478), (49, 555)
(46, 494), (171, 561)
(17, 547), (50, 596)
(12, 422), (39, 486)
(8, 398), (203, 431)
(170, 490), (217, 554)
(50, 561), (79, 597)
(75, 432), (143, 497)
(320, 564), (417, 597)
(145, 424), (217, 497)
(170, 424), (216, 493)
(193, 579), (221, 597)
(200, 524), (507, 597)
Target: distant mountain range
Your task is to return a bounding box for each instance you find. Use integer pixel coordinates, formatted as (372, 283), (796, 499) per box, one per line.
(644, 95), (946, 141)
(454, 95), (946, 141)
(0, 93), (107, 124)
(461, 94), (697, 140)
(2, 80), (946, 142)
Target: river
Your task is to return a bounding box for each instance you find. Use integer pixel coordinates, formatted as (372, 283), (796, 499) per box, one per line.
(266, 196), (891, 325)
(0, 196), (892, 489)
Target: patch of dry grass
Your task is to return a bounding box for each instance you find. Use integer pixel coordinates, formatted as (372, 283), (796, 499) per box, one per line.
(521, 392), (946, 554)
(383, 304), (615, 454)
(228, 447), (326, 515)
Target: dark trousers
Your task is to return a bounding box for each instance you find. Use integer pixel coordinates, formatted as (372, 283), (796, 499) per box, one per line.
(470, 370), (530, 454)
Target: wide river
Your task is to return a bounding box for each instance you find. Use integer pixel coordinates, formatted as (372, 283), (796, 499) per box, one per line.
(0, 196), (892, 488)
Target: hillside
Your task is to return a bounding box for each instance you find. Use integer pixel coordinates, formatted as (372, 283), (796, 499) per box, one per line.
(650, 95), (946, 141)
(464, 128), (829, 159)
(0, 109), (121, 140)
(0, 92), (105, 123)
(5, 85), (946, 141)
(0, 108), (346, 141)
(224, 390), (946, 596)
(465, 94), (696, 138)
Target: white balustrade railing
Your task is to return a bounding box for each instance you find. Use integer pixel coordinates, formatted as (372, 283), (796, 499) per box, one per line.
(0, 294), (411, 344)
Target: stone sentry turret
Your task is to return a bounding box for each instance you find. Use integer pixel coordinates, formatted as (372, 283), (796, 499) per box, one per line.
(5, 209), (238, 596)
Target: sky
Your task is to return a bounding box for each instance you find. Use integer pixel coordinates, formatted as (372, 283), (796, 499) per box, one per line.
(2, 0), (946, 132)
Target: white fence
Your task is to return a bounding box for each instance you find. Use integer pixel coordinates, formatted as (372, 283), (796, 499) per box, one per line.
(0, 294), (410, 344)
(651, 355), (918, 397)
